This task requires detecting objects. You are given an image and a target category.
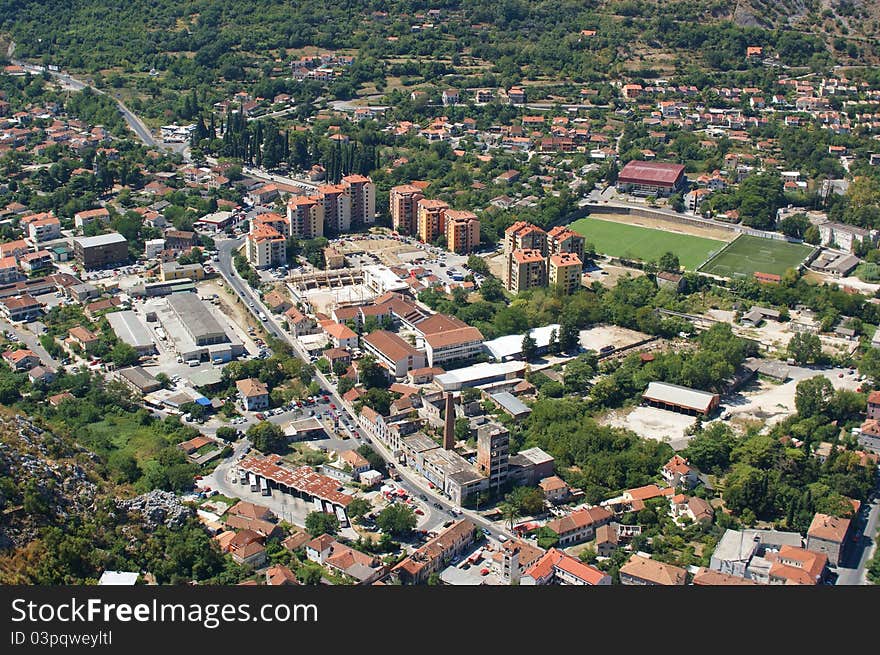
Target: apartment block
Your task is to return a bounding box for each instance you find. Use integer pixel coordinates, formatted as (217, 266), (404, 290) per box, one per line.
(390, 184), (425, 236)
(316, 184), (352, 234)
(416, 198), (449, 244)
(476, 423), (510, 494)
(504, 221), (547, 257)
(547, 225), (586, 263)
(342, 174), (375, 225)
(505, 248), (547, 293)
(287, 195), (324, 239)
(548, 252), (583, 294)
(444, 209), (480, 254)
(246, 224), (287, 269)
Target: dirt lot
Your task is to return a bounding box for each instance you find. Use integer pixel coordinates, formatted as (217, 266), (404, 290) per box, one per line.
(593, 212), (736, 242)
(584, 262), (645, 288)
(578, 324), (652, 352)
(486, 252), (507, 280)
(335, 236), (428, 267)
(602, 406), (696, 451)
(722, 364), (862, 429)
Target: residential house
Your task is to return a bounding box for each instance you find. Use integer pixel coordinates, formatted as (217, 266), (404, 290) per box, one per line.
(305, 534), (385, 585)
(669, 494), (714, 525)
(544, 506), (612, 547)
(520, 548), (611, 586)
(538, 476), (569, 504)
(236, 377), (270, 411)
(2, 349), (40, 371)
(619, 554), (687, 585)
(661, 455), (700, 488)
(806, 512), (850, 566)
(768, 546), (827, 585)
(324, 321), (359, 350)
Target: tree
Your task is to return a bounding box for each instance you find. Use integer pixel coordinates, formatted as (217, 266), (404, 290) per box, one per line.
(501, 502), (521, 531)
(480, 277), (505, 303)
(467, 255), (489, 276)
(803, 225), (821, 245)
(558, 318), (581, 353)
(779, 213), (810, 239)
(564, 356), (595, 394)
(376, 504), (417, 537)
(506, 487), (545, 516)
(346, 498), (372, 522)
(215, 426), (238, 442)
(246, 421), (285, 453)
(296, 562), (324, 585)
(305, 511), (339, 537)
(787, 332), (822, 365)
(521, 333), (537, 361)
(658, 251), (680, 273)
(110, 342), (139, 367)
(795, 375), (834, 418)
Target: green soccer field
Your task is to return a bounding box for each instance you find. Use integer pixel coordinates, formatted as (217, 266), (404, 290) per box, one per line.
(697, 234), (814, 278)
(569, 217), (727, 270)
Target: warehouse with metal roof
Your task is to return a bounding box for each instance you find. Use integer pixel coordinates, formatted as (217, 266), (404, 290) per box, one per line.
(642, 381), (720, 416)
(106, 310), (156, 355)
(167, 292), (228, 346)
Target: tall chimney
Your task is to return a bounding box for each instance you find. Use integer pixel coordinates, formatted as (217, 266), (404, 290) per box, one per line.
(443, 392), (455, 450)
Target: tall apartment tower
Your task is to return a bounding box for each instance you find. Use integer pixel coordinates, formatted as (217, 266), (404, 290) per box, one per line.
(476, 423), (510, 494)
(417, 198), (449, 244)
(390, 184), (424, 236)
(316, 184), (352, 234)
(341, 174), (376, 225)
(444, 209), (481, 254)
(287, 195), (324, 239)
(443, 392), (456, 450)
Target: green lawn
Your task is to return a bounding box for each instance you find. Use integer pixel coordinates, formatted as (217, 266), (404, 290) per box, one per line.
(569, 217), (726, 270)
(698, 235), (814, 279)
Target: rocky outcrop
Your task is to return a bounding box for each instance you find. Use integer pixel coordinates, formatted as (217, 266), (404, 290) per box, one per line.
(117, 490), (194, 530)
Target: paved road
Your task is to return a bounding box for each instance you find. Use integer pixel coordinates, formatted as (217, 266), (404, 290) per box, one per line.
(0, 318), (60, 369)
(213, 237), (511, 541)
(836, 474), (880, 585)
(10, 51), (166, 151)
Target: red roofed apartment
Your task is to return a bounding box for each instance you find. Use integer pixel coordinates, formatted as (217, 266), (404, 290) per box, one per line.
(521, 548), (611, 586)
(545, 506), (612, 547)
(504, 221), (547, 257)
(866, 390), (880, 420)
(616, 160), (686, 197)
(619, 554), (688, 585)
(323, 321), (359, 349)
(74, 207), (110, 230)
(0, 256), (20, 284)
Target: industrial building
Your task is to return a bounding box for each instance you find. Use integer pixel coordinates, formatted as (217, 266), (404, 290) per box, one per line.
(642, 381), (720, 416)
(616, 161), (686, 197)
(73, 232), (129, 269)
(167, 293), (228, 346)
(106, 310), (156, 355)
(434, 360), (527, 392)
(483, 324), (561, 362)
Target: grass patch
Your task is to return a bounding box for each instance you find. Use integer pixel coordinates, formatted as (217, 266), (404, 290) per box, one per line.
(698, 235), (814, 279)
(569, 217), (725, 270)
(87, 415), (171, 466)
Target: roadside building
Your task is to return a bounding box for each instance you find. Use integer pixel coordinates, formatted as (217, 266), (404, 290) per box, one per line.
(545, 506), (613, 547)
(0, 294), (42, 322)
(236, 377), (269, 411)
(805, 513), (850, 566)
(246, 224), (287, 269)
(520, 548), (611, 586)
(391, 519), (476, 585)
